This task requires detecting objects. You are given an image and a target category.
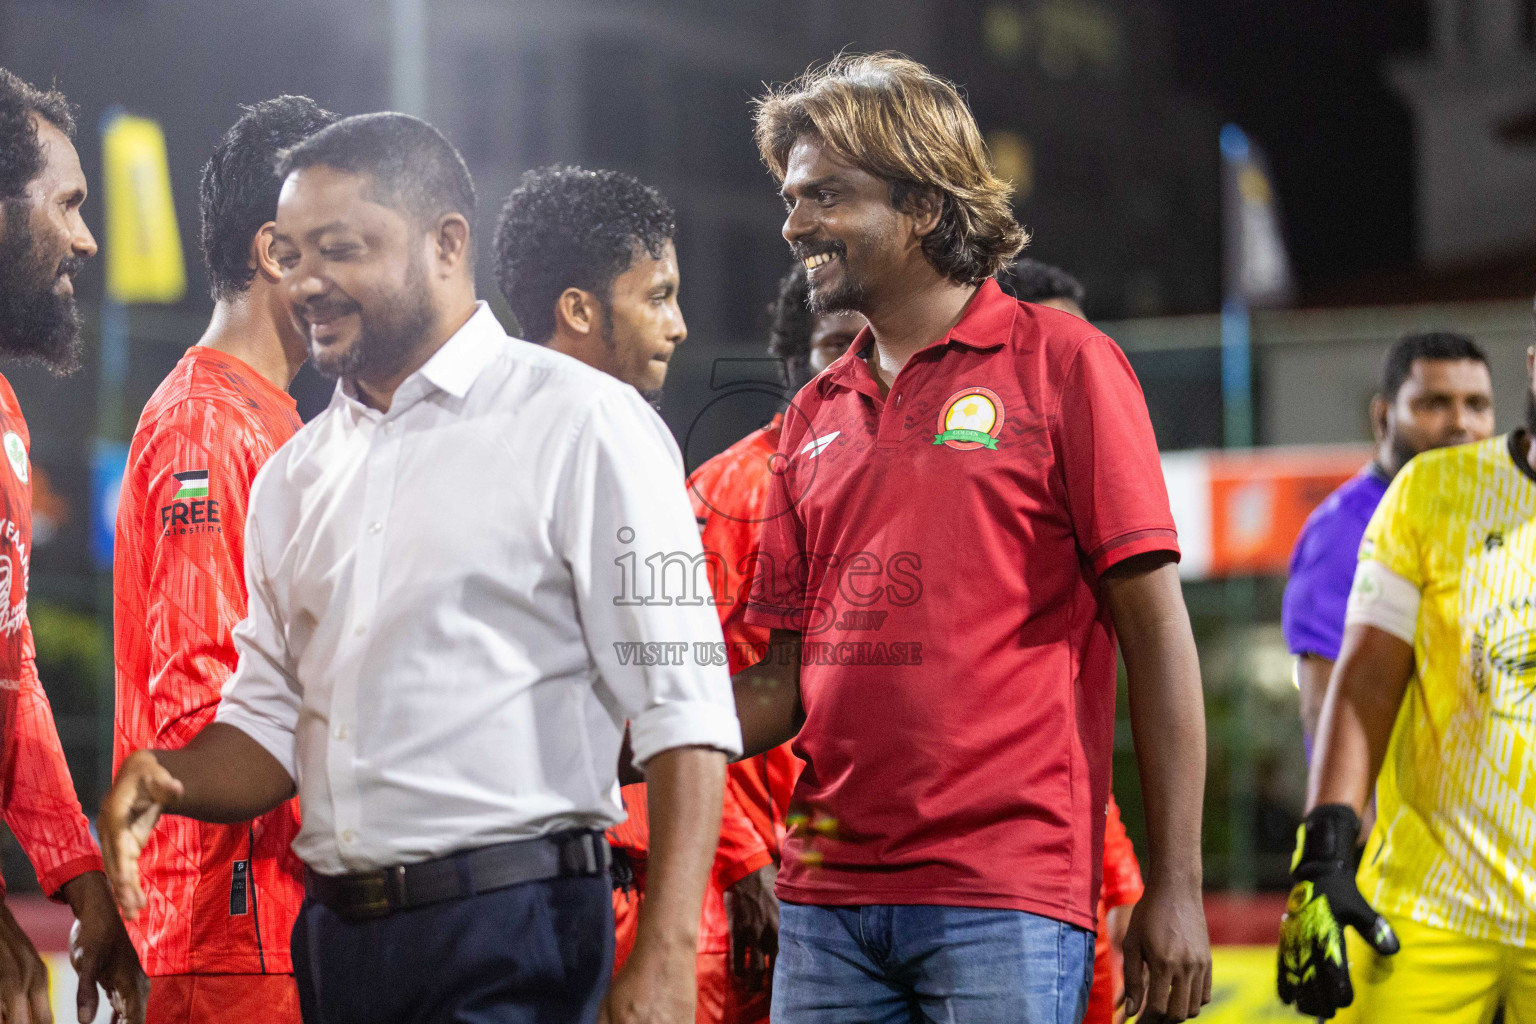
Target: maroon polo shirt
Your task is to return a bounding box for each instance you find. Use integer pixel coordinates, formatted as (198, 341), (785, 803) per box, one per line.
(744, 278), (1177, 928)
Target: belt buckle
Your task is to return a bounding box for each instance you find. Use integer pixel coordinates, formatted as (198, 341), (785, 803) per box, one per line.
(559, 832), (600, 876)
(386, 864), (408, 909)
(337, 873), (391, 921)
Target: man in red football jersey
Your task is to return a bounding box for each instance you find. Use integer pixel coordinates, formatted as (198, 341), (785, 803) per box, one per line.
(112, 96), (335, 1024)
(495, 166), (799, 1024)
(0, 66), (147, 1024)
(684, 261), (864, 1023)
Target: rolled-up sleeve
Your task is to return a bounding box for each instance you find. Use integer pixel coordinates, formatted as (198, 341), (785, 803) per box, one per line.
(215, 488), (302, 781)
(556, 387), (743, 767)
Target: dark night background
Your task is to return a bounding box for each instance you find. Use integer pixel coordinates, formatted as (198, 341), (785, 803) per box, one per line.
(0, 0), (1452, 311)
(1169, 0), (1427, 294)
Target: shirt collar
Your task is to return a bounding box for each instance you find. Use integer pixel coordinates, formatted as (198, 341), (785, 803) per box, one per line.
(333, 301), (505, 419)
(947, 278), (1015, 352)
(818, 278), (1017, 397)
(415, 301), (505, 400)
(184, 345), (299, 412)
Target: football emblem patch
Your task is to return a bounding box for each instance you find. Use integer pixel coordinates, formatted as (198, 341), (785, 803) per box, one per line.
(933, 387), (1003, 450)
(3, 432), (27, 484)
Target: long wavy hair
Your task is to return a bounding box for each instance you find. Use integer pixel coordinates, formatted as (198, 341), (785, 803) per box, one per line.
(754, 53), (1028, 285)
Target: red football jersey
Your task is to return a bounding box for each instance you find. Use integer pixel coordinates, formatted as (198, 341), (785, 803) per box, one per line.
(686, 416), (803, 860)
(1086, 794), (1144, 1024)
(1100, 793), (1143, 911)
(607, 418), (805, 974)
(0, 373), (103, 897)
(113, 347), (304, 975)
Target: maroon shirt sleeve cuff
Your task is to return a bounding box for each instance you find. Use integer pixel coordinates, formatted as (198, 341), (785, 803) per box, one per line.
(1090, 528), (1181, 577)
(742, 599), (802, 632)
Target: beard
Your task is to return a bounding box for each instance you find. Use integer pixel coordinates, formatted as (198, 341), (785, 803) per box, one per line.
(597, 300), (664, 409)
(808, 270), (866, 316)
(0, 204), (84, 376)
(793, 240), (869, 316)
(1384, 430), (1421, 480)
(1524, 388), (1536, 440)
(311, 257), (434, 384)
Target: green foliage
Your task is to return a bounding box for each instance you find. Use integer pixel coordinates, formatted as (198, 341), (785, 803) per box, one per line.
(1115, 575), (1306, 892)
(28, 599), (110, 712)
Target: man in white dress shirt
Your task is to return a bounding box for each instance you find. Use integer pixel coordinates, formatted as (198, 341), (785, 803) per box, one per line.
(98, 112), (741, 1024)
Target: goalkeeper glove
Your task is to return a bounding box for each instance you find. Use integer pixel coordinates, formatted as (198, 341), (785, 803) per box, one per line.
(1276, 804), (1400, 1019)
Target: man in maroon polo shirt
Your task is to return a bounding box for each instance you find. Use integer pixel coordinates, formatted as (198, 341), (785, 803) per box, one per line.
(734, 54), (1212, 1024)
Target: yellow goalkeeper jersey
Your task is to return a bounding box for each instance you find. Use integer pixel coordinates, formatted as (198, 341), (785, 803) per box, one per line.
(1356, 432), (1536, 946)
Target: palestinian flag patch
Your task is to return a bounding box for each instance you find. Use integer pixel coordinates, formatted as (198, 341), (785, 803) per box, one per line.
(173, 470), (209, 500)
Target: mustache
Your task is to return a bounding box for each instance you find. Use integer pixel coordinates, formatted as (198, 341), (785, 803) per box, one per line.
(56, 255), (86, 279)
(791, 240), (846, 262)
(297, 298), (360, 323)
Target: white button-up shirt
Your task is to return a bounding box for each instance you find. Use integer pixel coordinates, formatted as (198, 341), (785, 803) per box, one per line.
(216, 303), (742, 875)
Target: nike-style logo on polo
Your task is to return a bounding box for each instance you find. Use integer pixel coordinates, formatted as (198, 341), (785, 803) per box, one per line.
(801, 431), (840, 459)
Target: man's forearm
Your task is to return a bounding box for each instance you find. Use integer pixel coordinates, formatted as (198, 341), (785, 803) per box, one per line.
(1125, 638), (1206, 885)
(151, 722), (295, 823)
(1108, 561), (1206, 886)
(637, 745), (727, 952)
(731, 629), (803, 759)
(1307, 625), (1414, 814)
(1296, 654), (1334, 749)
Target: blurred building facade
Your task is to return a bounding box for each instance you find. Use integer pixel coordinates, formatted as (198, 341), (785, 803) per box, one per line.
(940, 0), (1223, 319)
(1391, 0), (1536, 265)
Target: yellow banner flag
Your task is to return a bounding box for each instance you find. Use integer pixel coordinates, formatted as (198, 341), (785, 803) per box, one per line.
(102, 113), (185, 304)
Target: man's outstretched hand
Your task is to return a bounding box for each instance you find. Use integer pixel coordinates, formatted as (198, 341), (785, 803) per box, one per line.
(98, 749), (184, 921)
(62, 872), (148, 1024)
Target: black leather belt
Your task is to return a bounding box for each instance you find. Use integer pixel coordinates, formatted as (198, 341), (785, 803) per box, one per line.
(305, 829), (611, 921)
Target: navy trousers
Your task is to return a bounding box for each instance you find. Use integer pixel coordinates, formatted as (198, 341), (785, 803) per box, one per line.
(292, 874), (614, 1024)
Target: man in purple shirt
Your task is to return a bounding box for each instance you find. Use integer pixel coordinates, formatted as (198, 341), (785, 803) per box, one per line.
(1283, 331), (1495, 754)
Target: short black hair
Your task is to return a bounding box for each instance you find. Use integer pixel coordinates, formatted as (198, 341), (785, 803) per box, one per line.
(494, 166), (676, 343)
(0, 68), (75, 203)
(996, 257), (1086, 307)
(275, 111), (475, 237)
(1379, 331), (1489, 402)
(768, 262), (814, 380)
(200, 96), (337, 302)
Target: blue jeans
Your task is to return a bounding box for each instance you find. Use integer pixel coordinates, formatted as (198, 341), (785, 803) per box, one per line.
(772, 902), (1094, 1024)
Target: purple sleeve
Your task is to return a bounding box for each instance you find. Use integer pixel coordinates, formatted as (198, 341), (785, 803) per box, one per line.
(1281, 478), (1382, 661)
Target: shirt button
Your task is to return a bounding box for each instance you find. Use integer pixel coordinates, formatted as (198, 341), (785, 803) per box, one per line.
(354, 624), (366, 636)
(368, 522), (382, 534)
(334, 725), (349, 740)
(341, 829), (356, 843)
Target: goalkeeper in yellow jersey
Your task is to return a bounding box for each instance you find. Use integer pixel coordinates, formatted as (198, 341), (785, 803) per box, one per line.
(1279, 299), (1536, 1022)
